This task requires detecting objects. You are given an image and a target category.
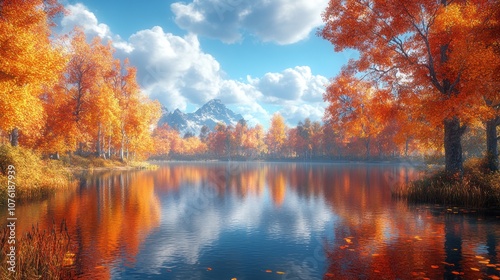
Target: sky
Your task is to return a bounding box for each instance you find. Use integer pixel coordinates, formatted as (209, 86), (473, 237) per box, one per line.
(57, 0), (354, 127)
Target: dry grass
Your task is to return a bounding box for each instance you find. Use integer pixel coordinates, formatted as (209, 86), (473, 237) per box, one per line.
(394, 158), (500, 209)
(0, 145), (74, 201)
(0, 221), (76, 279)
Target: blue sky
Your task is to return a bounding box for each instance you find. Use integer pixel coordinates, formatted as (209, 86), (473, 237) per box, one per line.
(58, 0), (352, 127)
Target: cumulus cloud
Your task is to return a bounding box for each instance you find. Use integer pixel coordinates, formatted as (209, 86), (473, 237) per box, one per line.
(59, 3), (329, 126)
(60, 4), (133, 53)
(171, 0), (329, 45)
(279, 103), (326, 126)
(252, 66), (328, 103)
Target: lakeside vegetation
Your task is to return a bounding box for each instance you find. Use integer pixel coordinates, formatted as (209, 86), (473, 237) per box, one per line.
(0, 222), (75, 279)
(395, 158), (500, 209)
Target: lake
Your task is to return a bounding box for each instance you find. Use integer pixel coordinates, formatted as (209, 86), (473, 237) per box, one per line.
(3, 162), (500, 279)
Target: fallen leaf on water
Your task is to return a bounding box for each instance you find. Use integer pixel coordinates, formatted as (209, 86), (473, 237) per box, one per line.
(431, 265), (439, 269)
(479, 260), (490, 264)
(276, 271), (285, 275)
(471, 268), (480, 271)
(95, 266), (105, 269)
(487, 264), (497, 268)
(372, 253), (380, 257)
(451, 271), (460, 275)
(231, 278), (237, 280)
(325, 273), (334, 277)
(207, 267), (212, 271)
(489, 275), (500, 280)
(265, 270), (272, 273)
(476, 256), (485, 259)
(441, 262), (455, 266)
(344, 238), (352, 244)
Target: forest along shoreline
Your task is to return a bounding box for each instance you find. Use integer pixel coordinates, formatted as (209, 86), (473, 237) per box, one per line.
(0, 144), (499, 210)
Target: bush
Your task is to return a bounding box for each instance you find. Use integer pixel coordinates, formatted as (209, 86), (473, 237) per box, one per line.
(0, 145), (73, 200)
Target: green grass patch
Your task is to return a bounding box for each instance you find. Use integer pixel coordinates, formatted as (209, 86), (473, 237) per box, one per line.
(394, 158), (500, 209)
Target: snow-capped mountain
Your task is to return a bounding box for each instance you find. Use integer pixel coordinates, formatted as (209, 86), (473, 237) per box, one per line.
(158, 99), (244, 136)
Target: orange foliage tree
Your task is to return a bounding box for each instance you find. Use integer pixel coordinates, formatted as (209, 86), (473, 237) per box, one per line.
(320, 0), (500, 174)
(0, 0), (65, 146)
(265, 113), (287, 157)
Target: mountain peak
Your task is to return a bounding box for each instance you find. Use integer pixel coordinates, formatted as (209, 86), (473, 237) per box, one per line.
(158, 100), (244, 136)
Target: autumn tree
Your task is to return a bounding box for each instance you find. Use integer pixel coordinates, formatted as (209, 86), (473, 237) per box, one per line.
(266, 113), (287, 157)
(325, 73), (386, 159)
(0, 0), (65, 146)
(320, 0), (500, 174)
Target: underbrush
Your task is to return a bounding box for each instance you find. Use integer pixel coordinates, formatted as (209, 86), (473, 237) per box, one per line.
(0, 145), (73, 201)
(394, 157), (500, 209)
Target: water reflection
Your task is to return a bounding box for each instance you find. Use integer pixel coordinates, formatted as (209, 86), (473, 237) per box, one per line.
(1, 162), (499, 279)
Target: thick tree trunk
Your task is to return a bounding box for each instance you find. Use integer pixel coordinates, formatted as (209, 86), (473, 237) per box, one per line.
(10, 128), (19, 147)
(444, 117), (465, 175)
(486, 117), (499, 172)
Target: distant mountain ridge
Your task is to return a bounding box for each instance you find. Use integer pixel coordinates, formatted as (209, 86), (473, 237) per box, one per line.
(158, 99), (244, 136)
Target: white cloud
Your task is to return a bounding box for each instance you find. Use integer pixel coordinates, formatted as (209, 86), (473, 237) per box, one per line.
(59, 3), (329, 127)
(171, 0), (329, 45)
(279, 103), (326, 126)
(60, 4), (133, 53)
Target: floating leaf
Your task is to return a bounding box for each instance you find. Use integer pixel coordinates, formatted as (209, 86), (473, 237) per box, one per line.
(431, 265), (439, 269)
(471, 267), (480, 271)
(207, 267), (212, 271)
(325, 272), (334, 277)
(276, 271), (285, 275)
(265, 270), (272, 273)
(451, 271), (460, 275)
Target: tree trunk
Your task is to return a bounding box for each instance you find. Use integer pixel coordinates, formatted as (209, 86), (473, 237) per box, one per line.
(120, 129), (126, 162)
(10, 128), (19, 147)
(486, 117), (499, 172)
(108, 135), (112, 159)
(444, 117), (465, 175)
(405, 137), (409, 158)
(96, 124), (102, 157)
(365, 138), (371, 159)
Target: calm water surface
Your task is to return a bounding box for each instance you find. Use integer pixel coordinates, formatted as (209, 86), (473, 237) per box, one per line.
(3, 162), (500, 279)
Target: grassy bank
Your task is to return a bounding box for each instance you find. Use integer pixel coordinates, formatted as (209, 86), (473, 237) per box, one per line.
(0, 145), (74, 201)
(60, 153), (157, 171)
(394, 158), (500, 209)
(0, 145), (156, 202)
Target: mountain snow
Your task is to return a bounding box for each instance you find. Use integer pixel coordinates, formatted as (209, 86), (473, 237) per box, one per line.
(158, 99), (244, 136)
